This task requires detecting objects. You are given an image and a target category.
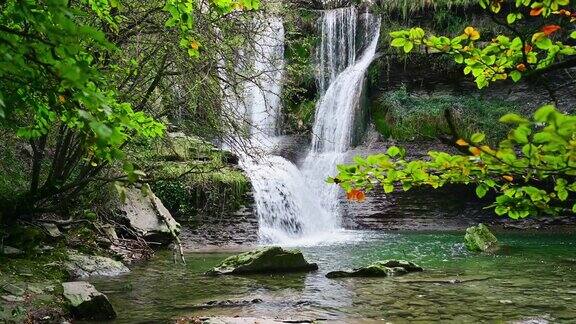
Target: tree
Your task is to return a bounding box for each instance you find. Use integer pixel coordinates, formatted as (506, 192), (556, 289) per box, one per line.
(389, 0), (576, 89)
(0, 0), (259, 220)
(331, 0), (576, 219)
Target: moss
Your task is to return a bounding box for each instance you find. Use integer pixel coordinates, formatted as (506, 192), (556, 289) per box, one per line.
(127, 134), (251, 224)
(0, 247), (70, 322)
(206, 246), (318, 275)
(464, 223), (499, 252)
(281, 8), (320, 134)
(372, 86), (522, 143)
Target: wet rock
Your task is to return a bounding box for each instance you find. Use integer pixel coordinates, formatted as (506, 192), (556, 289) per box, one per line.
(464, 223), (499, 253)
(62, 281), (116, 320)
(189, 298), (263, 310)
(326, 260), (423, 278)
(65, 251), (129, 279)
(115, 185), (181, 244)
(206, 246), (318, 275)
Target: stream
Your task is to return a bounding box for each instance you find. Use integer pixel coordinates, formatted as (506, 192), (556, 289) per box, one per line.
(89, 230), (576, 323)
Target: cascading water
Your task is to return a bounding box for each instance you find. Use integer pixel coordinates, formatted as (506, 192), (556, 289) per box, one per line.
(222, 16), (334, 244)
(301, 9), (381, 219)
(316, 7), (357, 94)
(222, 7), (380, 244)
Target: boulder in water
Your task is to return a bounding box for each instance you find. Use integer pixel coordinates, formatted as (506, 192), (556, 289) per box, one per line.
(206, 246), (318, 275)
(464, 223), (499, 253)
(326, 260), (423, 278)
(62, 281), (116, 320)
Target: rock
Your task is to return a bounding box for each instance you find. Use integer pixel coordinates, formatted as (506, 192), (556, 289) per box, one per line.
(326, 260), (423, 278)
(188, 299), (263, 310)
(206, 246), (318, 275)
(116, 185), (181, 244)
(464, 223), (499, 253)
(101, 224), (118, 240)
(65, 251), (129, 279)
(62, 281), (116, 320)
(2, 245), (24, 256)
(41, 223), (62, 238)
(1, 283), (25, 296)
(1, 295), (24, 302)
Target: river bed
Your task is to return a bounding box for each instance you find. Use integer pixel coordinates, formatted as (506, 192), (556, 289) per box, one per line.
(89, 230), (576, 323)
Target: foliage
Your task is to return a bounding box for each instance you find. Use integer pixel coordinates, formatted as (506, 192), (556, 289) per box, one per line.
(332, 106), (576, 219)
(0, 0), (259, 218)
(282, 8), (319, 133)
(372, 87), (521, 141)
(388, 0), (576, 88)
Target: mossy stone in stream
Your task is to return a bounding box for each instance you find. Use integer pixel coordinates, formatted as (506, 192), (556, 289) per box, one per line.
(464, 223), (499, 253)
(205, 246), (318, 275)
(326, 260), (423, 278)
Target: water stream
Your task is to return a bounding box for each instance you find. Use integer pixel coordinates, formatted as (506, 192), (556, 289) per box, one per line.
(89, 231), (576, 323)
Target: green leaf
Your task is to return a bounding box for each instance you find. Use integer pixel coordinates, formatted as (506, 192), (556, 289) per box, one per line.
(391, 38), (406, 47)
(534, 105), (556, 122)
(506, 13), (516, 24)
(510, 70), (521, 82)
(476, 184), (488, 198)
(571, 31), (576, 40)
(499, 113), (529, 124)
(535, 37), (553, 50)
(383, 183), (394, 193)
(470, 133), (486, 144)
(403, 41), (414, 53)
(387, 146), (401, 157)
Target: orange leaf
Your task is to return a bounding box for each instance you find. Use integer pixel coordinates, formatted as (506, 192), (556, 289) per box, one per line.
(542, 25), (561, 36)
(516, 63), (527, 72)
(456, 139), (469, 146)
(470, 147), (481, 156)
(530, 7), (544, 16)
(346, 190), (356, 201)
(523, 44), (532, 53)
(58, 95), (66, 104)
(503, 175), (514, 182)
(347, 189), (366, 202)
(464, 27), (480, 40)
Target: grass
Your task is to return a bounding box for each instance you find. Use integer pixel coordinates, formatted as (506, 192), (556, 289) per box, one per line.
(372, 86), (522, 143)
(377, 0), (478, 19)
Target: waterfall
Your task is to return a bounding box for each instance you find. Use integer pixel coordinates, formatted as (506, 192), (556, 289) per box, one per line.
(316, 7), (357, 94)
(222, 16), (334, 244)
(221, 8), (380, 245)
(301, 9), (381, 220)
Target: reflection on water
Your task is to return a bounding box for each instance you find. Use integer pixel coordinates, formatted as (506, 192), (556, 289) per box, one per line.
(89, 231), (576, 323)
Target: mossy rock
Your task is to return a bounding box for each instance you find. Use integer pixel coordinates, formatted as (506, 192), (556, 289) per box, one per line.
(206, 247), (318, 275)
(464, 223), (499, 253)
(326, 260), (423, 278)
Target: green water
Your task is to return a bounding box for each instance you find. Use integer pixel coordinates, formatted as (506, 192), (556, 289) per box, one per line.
(89, 231), (576, 323)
